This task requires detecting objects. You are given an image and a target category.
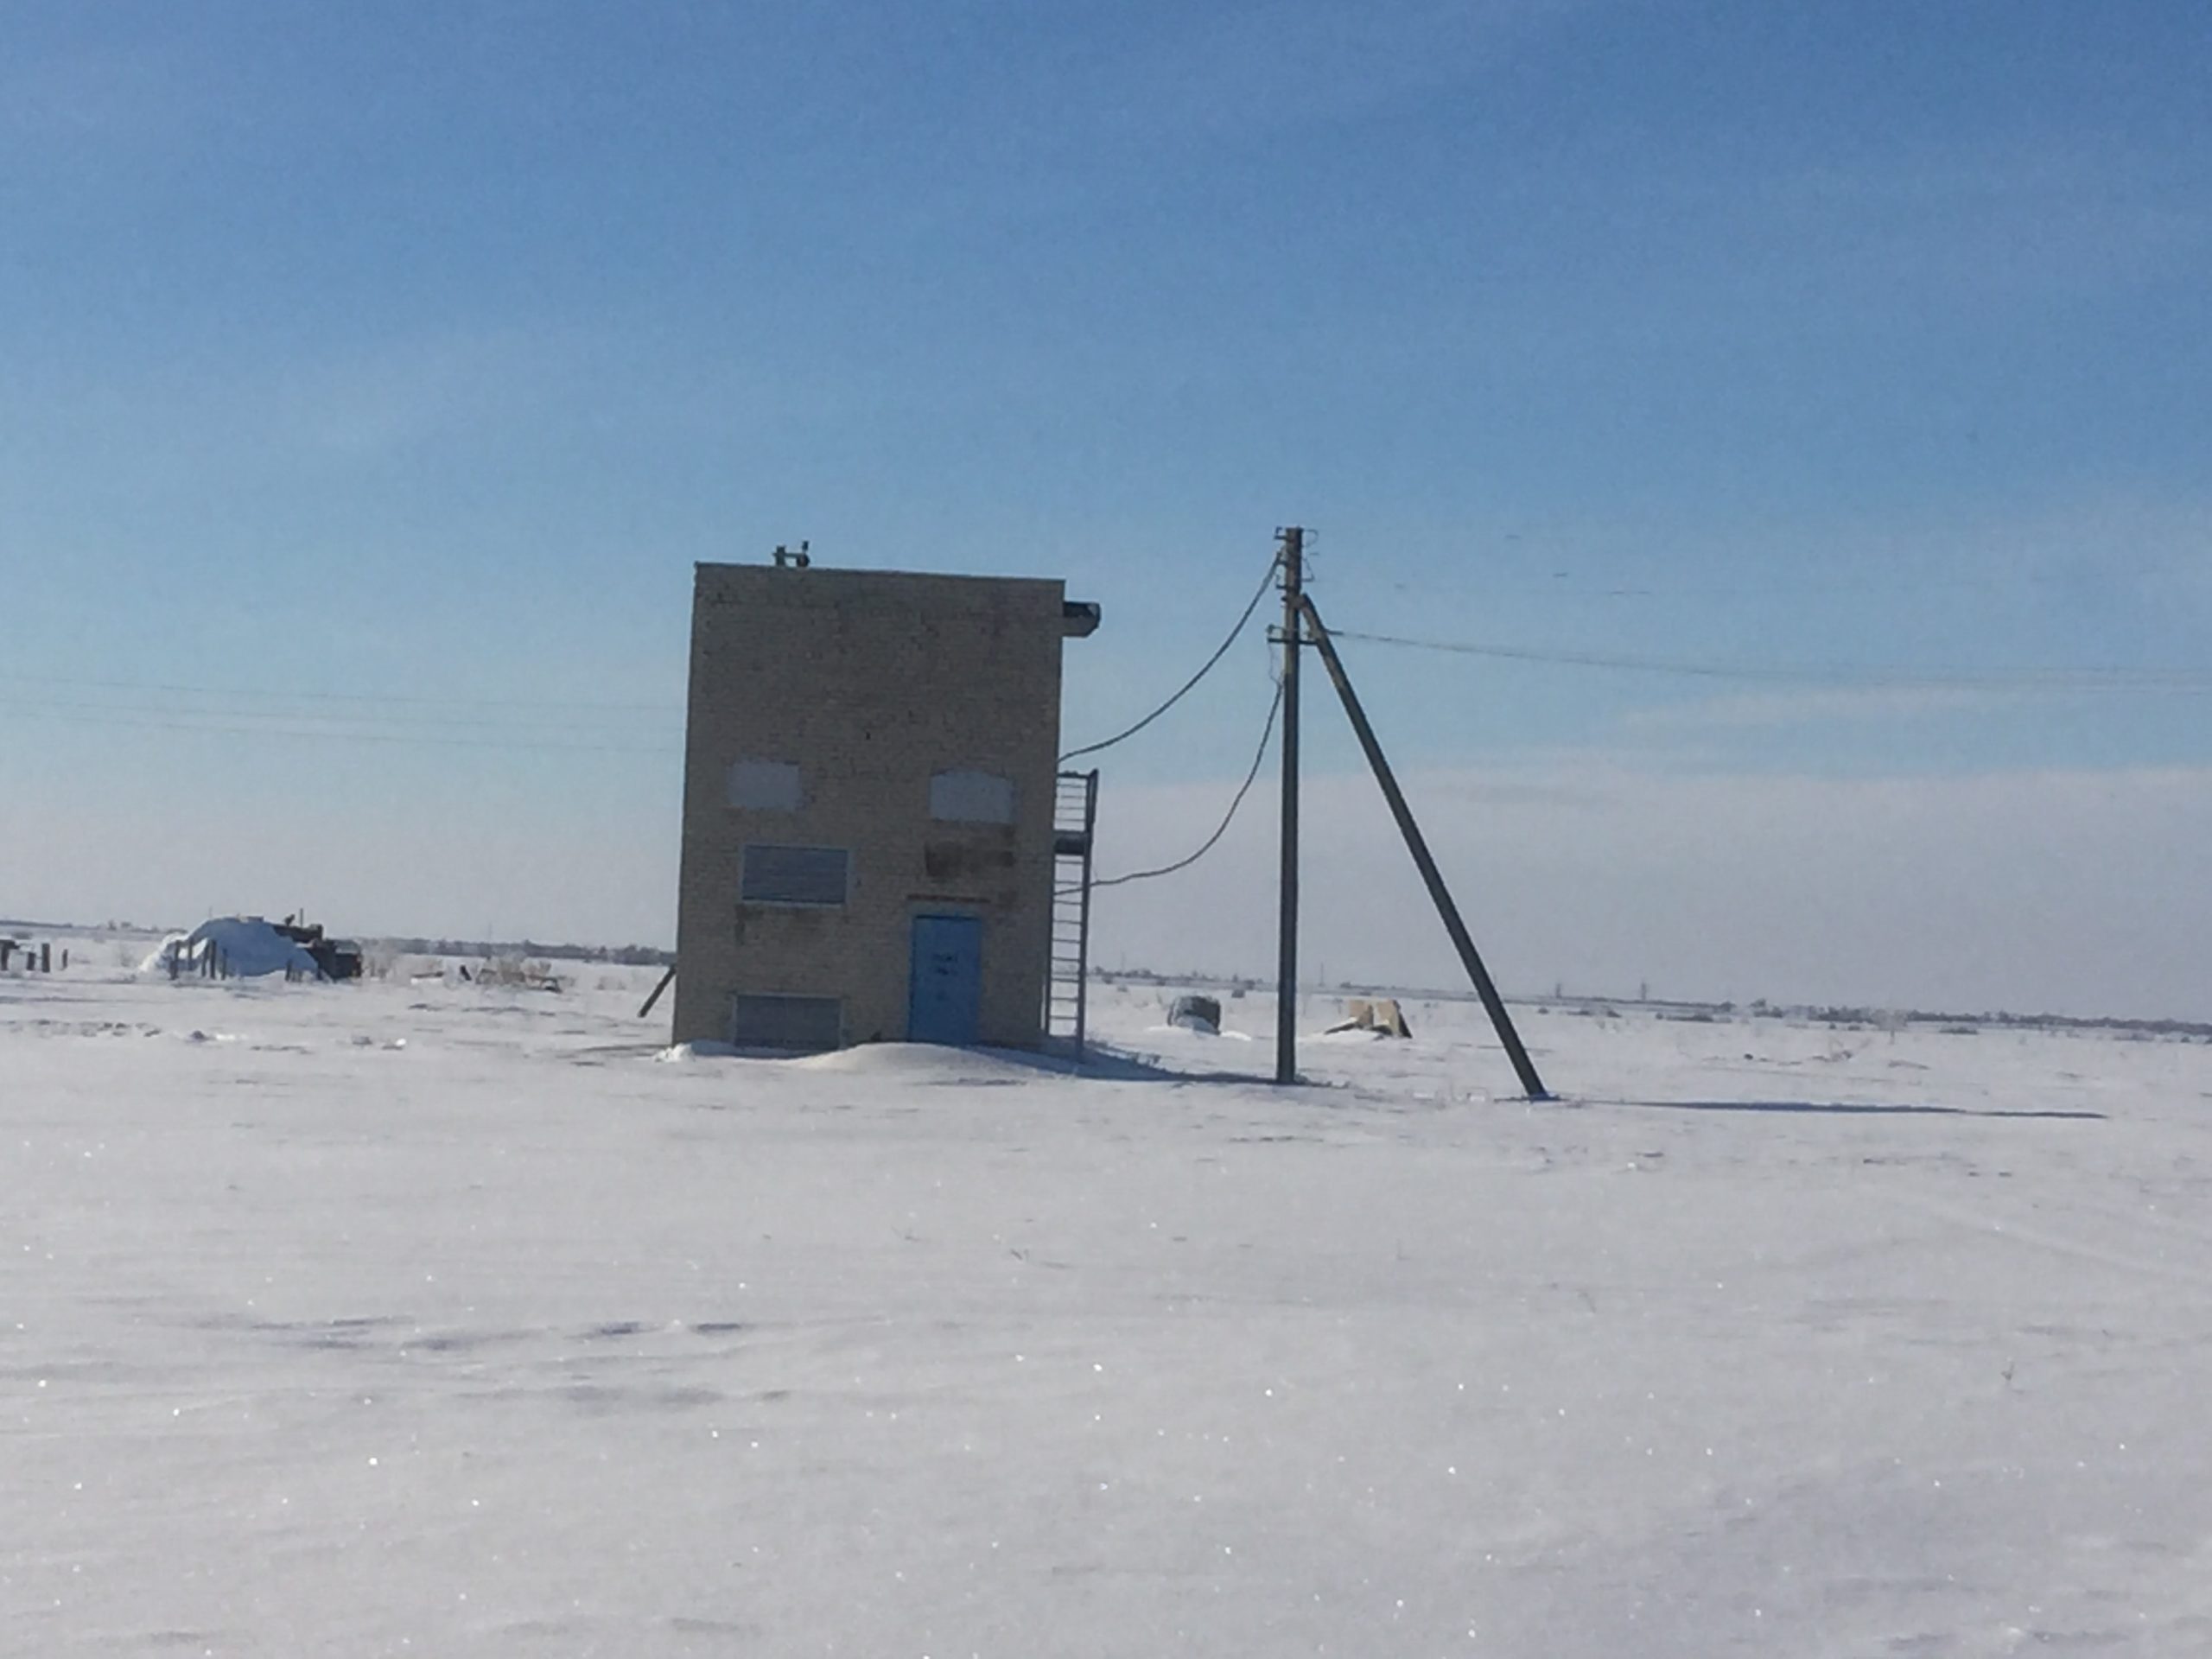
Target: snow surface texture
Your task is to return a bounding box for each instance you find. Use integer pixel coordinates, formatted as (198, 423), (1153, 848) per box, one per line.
(138, 918), (321, 981)
(8, 950), (2212, 1656)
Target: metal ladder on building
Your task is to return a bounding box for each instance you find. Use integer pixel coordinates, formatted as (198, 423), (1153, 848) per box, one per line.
(1046, 769), (1099, 1058)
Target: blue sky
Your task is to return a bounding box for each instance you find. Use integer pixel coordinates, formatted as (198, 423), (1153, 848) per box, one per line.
(3, 2), (2209, 1011)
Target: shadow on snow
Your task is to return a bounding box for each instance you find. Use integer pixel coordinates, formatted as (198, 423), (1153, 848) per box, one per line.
(1594, 1098), (2106, 1122)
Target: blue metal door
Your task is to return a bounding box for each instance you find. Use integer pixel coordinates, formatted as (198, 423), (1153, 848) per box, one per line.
(908, 914), (983, 1046)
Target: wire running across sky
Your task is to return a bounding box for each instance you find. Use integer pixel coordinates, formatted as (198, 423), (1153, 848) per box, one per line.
(0, 669), (679, 715)
(11, 568), (2202, 766)
(0, 700), (680, 757)
(1058, 550), (1282, 763)
(0, 670), (681, 754)
(1325, 628), (2212, 694)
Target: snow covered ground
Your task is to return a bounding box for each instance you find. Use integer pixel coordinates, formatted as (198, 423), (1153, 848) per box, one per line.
(8, 947), (2212, 1656)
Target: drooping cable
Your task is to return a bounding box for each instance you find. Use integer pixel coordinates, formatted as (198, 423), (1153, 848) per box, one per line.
(1058, 551), (1282, 762)
(1077, 675), (1284, 893)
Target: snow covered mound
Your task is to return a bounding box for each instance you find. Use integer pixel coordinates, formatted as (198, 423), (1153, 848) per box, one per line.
(657, 1040), (742, 1062)
(789, 1041), (1049, 1084)
(140, 917), (322, 980)
(657, 1039), (1050, 1084)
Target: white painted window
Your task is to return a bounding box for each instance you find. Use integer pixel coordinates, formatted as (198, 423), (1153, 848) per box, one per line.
(930, 768), (1015, 825)
(728, 760), (803, 811)
(741, 844), (850, 906)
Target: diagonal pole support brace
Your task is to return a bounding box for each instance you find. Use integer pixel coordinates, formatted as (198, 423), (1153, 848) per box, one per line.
(1300, 594), (1553, 1102)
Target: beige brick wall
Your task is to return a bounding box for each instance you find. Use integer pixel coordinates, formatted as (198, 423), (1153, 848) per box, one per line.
(671, 563), (1072, 1049)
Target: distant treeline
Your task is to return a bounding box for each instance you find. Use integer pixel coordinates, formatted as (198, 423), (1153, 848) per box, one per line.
(1095, 969), (2210, 1040)
(369, 938), (675, 967)
(1789, 1003), (2212, 1041)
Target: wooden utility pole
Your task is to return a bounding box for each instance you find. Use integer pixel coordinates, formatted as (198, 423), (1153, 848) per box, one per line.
(1275, 526), (1305, 1084)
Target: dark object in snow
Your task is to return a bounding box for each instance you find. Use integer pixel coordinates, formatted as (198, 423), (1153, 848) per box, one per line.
(1167, 994), (1221, 1033)
(638, 963), (677, 1019)
(275, 915), (364, 981)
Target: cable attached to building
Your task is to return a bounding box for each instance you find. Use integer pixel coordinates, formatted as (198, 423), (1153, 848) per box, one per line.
(1058, 550), (1283, 763)
(1074, 675), (1285, 893)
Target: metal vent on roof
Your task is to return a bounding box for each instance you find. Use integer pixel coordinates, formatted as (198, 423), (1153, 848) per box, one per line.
(730, 994), (842, 1050)
(741, 844), (850, 906)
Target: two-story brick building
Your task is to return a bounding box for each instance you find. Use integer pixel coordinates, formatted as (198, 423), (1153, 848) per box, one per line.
(670, 560), (1097, 1050)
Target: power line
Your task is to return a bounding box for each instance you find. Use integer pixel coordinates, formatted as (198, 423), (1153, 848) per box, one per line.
(1058, 550), (1282, 762)
(0, 670), (678, 715)
(1325, 627), (2212, 693)
(0, 689), (675, 736)
(1077, 676), (1284, 893)
(1378, 568), (2101, 603)
(0, 701), (678, 756)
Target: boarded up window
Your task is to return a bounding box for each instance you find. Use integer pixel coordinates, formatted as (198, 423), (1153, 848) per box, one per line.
(728, 760), (802, 811)
(930, 769), (1015, 824)
(741, 843), (849, 906)
(730, 994), (842, 1050)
